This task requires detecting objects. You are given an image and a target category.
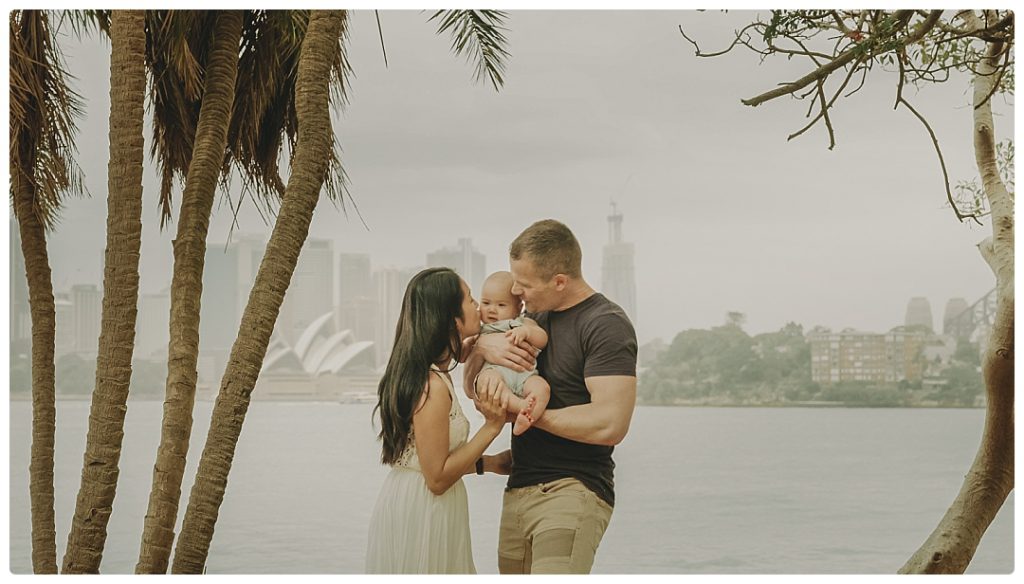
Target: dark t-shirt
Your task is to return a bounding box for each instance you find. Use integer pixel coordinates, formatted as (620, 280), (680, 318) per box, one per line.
(507, 292), (637, 507)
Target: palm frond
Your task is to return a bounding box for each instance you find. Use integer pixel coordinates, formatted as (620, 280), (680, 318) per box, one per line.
(428, 9), (510, 90)
(9, 10), (88, 232)
(226, 9), (352, 208)
(145, 10), (214, 227)
(58, 9), (110, 40)
(141, 9), (355, 228)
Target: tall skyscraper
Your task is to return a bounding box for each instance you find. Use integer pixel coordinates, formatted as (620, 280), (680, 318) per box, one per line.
(202, 244), (241, 351)
(601, 202), (637, 324)
(338, 253), (376, 342)
(279, 238), (334, 345)
(942, 297), (969, 334)
(904, 297), (934, 332)
(426, 238), (486, 295)
(137, 288), (171, 359)
(198, 234), (266, 389)
(201, 234), (265, 351)
(54, 292), (75, 357)
(374, 266), (420, 366)
(71, 284), (101, 353)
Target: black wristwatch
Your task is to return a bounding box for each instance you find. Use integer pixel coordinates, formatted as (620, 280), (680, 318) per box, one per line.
(476, 457), (484, 475)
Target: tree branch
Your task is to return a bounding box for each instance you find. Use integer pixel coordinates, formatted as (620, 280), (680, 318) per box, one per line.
(678, 22), (759, 58)
(786, 57), (861, 145)
(895, 55), (983, 225)
(742, 10), (941, 107)
(974, 42), (1012, 111)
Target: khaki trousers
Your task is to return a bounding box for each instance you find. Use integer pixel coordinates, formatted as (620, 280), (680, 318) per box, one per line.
(497, 477), (613, 574)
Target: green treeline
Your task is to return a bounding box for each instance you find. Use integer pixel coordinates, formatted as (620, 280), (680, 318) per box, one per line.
(9, 351), (168, 399)
(638, 320), (985, 408)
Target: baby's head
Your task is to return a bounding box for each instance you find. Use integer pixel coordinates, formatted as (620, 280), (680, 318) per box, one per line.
(479, 271), (523, 324)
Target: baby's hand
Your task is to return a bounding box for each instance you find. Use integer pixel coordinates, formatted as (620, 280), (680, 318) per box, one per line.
(506, 326), (528, 346)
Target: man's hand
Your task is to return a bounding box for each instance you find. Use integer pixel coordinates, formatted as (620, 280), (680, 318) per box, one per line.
(475, 330), (538, 372)
(483, 449), (512, 475)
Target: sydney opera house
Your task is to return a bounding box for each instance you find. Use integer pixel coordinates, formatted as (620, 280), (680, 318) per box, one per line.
(250, 312), (379, 401)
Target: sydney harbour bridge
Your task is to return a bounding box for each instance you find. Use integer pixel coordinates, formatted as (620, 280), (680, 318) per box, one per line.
(944, 288), (998, 344)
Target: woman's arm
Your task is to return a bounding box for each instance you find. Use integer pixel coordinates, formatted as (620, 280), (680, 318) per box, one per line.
(462, 346), (486, 399)
(461, 449), (512, 476)
(414, 372), (508, 495)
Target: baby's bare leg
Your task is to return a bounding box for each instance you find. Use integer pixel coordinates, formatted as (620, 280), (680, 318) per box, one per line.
(521, 376), (550, 421)
(511, 376), (551, 436)
(504, 391), (531, 416)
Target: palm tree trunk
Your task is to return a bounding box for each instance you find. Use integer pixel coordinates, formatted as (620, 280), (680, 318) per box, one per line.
(171, 10), (347, 573)
(900, 37), (1014, 574)
(13, 147), (58, 574)
(62, 9), (147, 573)
(135, 10), (244, 574)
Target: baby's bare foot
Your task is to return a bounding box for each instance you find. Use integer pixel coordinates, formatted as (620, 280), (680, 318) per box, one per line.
(512, 396), (536, 436)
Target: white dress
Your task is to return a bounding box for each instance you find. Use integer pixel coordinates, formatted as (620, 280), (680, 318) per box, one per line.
(365, 366), (475, 574)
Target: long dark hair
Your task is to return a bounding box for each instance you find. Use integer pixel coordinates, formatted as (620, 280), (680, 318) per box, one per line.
(374, 267), (466, 465)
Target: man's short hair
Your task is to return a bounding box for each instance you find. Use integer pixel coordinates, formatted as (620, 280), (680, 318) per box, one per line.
(509, 219), (582, 280)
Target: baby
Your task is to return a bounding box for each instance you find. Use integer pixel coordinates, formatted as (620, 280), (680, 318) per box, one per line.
(477, 271), (551, 436)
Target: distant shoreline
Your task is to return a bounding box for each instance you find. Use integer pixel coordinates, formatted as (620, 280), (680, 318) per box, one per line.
(7, 394), (984, 409)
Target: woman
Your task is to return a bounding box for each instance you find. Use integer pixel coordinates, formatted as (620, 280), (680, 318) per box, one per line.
(365, 267), (508, 573)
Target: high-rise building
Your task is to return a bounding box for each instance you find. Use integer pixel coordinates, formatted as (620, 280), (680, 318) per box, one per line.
(374, 266), (420, 366)
(904, 297), (934, 332)
(340, 296), (378, 345)
(71, 284), (101, 353)
(884, 326), (930, 383)
(338, 253), (376, 341)
(942, 297), (969, 335)
(202, 244), (242, 351)
(201, 234), (266, 351)
(807, 328), (888, 385)
(279, 238), (334, 345)
(339, 253), (372, 301)
(137, 288), (171, 359)
(426, 238), (485, 295)
(808, 325), (932, 385)
(601, 202), (637, 324)
(197, 234), (266, 390)
(54, 292), (75, 357)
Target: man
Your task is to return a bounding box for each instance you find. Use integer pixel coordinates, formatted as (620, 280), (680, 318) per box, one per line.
(468, 219), (638, 574)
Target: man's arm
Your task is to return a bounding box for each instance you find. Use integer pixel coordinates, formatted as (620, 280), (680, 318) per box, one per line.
(461, 449), (512, 476)
(473, 330), (538, 372)
(532, 375), (636, 446)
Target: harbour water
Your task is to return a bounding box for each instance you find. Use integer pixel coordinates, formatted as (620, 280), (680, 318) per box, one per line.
(7, 398), (1013, 573)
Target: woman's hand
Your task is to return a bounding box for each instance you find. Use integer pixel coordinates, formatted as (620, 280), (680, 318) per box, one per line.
(474, 371), (510, 430)
(459, 334), (479, 364)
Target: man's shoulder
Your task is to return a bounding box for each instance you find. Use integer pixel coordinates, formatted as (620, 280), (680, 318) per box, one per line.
(580, 296), (635, 332)
(524, 310), (549, 326)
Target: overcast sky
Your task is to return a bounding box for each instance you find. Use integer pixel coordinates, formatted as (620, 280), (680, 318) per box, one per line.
(15, 9), (1011, 345)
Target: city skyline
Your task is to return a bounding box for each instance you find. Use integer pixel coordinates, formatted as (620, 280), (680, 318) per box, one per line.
(12, 226), (986, 361)
(8, 10), (1006, 347)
